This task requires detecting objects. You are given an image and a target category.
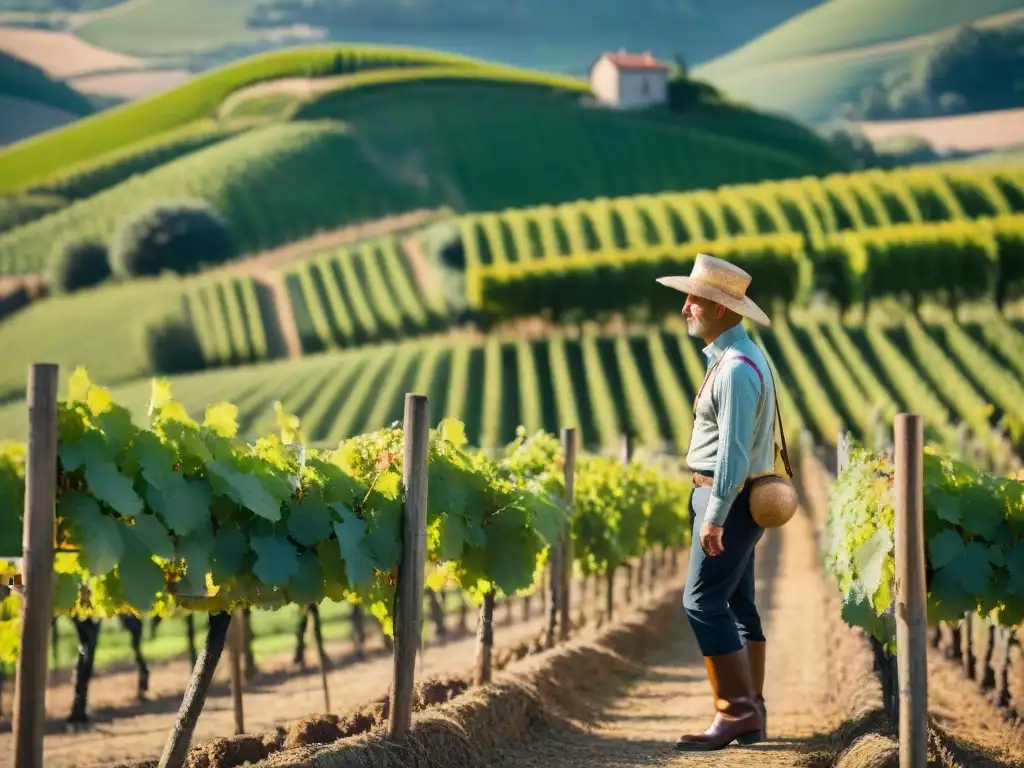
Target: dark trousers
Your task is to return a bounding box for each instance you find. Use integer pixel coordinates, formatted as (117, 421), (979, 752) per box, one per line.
(682, 483), (766, 657)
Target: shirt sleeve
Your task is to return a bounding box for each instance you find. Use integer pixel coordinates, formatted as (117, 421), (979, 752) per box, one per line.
(704, 359), (762, 527)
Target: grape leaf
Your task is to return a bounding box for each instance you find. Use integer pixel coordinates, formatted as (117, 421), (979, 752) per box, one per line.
(1006, 542), (1024, 596)
(119, 548), (164, 613)
(211, 524), (249, 583)
(252, 535), (299, 586)
(177, 529), (215, 594)
(317, 540), (348, 600)
(955, 541), (993, 595)
(365, 498), (402, 569)
(931, 491), (961, 524)
(208, 462), (281, 521)
(483, 506), (538, 595)
(928, 530), (963, 569)
(287, 551), (324, 605)
(438, 513), (466, 561)
(988, 545), (1005, 567)
(128, 513), (174, 559)
(928, 565), (976, 622)
(204, 403), (238, 438)
(81, 516), (125, 577)
(53, 572), (81, 612)
(59, 431), (108, 472)
(132, 431), (176, 489)
(959, 488), (1003, 540)
(148, 475), (211, 537)
(85, 458), (143, 517)
(286, 497), (333, 547)
(840, 580), (886, 638)
(854, 527), (892, 598)
(333, 508), (375, 590)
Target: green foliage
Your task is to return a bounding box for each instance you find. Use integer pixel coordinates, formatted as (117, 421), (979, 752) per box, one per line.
(48, 238), (111, 294)
(111, 199), (238, 278)
(471, 233), (809, 323)
(457, 165), (1024, 312)
(825, 441), (1024, 652)
(0, 369), (684, 659)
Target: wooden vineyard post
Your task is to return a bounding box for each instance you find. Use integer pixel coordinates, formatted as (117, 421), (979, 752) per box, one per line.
(229, 610), (245, 734)
(559, 428), (576, 641)
(894, 414), (928, 768)
(387, 394), (429, 741)
(13, 363), (58, 768)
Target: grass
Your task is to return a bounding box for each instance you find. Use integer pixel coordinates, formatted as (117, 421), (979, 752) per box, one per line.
(0, 276), (188, 403)
(0, 72), (843, 277)
(0, 44), (485, 194)
(694, 0), (1024, 123)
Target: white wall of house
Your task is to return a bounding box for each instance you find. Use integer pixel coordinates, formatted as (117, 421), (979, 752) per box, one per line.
(616, 70), (667, 108)
(589, 56), (668, 108)
(590, 57), (620, 105)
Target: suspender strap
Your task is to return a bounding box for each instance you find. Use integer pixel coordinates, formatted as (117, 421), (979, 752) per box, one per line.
(694, 350), (794, 480)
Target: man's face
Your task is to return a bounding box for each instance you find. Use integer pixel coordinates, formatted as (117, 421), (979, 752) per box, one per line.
(681, 294), (722, 338)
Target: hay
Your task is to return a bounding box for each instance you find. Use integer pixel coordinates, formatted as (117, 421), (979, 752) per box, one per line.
(251, 585), (684, 768)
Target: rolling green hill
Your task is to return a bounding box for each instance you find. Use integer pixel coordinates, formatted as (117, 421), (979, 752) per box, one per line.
(694, 0), (1024, 124)
(0, 62), (843, 277)
(0, 44), (484, 194)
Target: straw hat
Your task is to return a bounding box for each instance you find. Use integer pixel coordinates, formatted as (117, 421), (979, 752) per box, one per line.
(656, 253), (770, 326)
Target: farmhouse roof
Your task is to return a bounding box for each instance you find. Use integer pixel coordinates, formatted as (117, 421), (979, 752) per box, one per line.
(597, 50), (668, 72)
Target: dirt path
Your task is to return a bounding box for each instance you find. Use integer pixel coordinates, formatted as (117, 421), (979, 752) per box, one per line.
(481, 495), (834, 767)
(2, 572), (639, 767)
(250, 268), (303, 359)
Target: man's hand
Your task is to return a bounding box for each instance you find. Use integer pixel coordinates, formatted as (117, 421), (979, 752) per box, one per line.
(700, 521), (725, 557)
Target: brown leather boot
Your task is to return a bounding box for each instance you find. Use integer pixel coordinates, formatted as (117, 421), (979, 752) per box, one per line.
(746, 640), (767, 739)
(675, 648), (764, 750)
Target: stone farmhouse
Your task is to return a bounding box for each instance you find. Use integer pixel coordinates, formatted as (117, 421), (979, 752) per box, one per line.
(588, 50), (669, 108)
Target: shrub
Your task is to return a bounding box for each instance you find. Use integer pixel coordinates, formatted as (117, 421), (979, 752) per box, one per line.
(112, 199), (238, 278)
(48, 239), (112, 293)
(141, 314), (206, 375)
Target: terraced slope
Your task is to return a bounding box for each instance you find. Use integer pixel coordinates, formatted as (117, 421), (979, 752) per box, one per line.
(3, 309), (1020, 461)
(0, 72), (842, 276)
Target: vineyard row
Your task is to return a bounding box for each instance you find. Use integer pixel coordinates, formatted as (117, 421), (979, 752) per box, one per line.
(2, 309), (1021, 468)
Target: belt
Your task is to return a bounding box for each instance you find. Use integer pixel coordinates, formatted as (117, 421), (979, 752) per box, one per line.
(691, 471), (714, 488)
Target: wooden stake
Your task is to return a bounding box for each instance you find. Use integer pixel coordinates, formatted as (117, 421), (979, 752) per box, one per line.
(388, 393), (429, 741)
(13, 363), (58, 768)
(894, 413), (927, 768)
(559, 428), (576, 641)
(229, 610), (245, 735)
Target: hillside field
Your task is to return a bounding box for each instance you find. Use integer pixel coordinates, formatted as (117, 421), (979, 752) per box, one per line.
(694, 1), (1024, 124)
(0, 48), (843, 278)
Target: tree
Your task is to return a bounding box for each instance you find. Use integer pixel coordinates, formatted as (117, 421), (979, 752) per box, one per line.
(111, 199), (238, 278)
(48, 239), (112, 293)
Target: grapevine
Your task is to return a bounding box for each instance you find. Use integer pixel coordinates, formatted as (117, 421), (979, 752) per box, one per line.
(825, 440), (1024, 654)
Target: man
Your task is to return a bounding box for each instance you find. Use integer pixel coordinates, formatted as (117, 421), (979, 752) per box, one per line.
(656, 253), (781, 751)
